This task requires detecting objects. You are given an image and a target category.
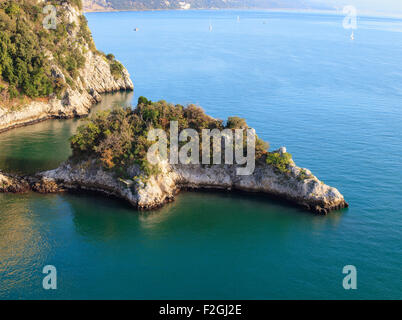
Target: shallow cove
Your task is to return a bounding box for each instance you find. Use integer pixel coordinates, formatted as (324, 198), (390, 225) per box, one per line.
(0, 10), (402, 299)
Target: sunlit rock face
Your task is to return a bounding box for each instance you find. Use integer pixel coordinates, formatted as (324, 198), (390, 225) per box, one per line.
(36, 154), (348, 215)
(0, 2), (133, 132)
(0, 172), (30, 193)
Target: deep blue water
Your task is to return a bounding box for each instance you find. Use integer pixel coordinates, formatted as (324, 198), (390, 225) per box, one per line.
(0, 10), (401, 299)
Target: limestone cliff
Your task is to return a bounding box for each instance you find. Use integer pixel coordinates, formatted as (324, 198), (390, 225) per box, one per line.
(34, 148), (347, 214)
(0, 1), (133, 132)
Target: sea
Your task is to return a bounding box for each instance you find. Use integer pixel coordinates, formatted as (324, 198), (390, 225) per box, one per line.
(0, 10), (401, 299)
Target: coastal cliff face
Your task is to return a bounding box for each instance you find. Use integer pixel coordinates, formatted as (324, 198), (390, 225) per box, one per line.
(0, 1), (133, 132)
(11, 101), (346, 215)
(35, 149), (347, 214)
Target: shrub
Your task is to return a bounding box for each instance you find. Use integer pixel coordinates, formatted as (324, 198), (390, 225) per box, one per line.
(298, 168), (311, 181)
(226, 116), (247, 129)
(106, 53), (115, 61)
(266, 151), (293, 174)
(78, 15), (95, 51)
(138, 96), (151, 105)
(110, 60), (124, 79)
(0, 0), (94, 100)
(8, 85), (19, 99)
(5, 2), (20, 17)
(69, 99), (271, 180)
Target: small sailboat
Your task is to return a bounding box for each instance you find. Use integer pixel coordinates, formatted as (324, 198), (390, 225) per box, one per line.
(350, 31), (354, 40)
(237, 15), (240, 22)
(209, 23), (212, 32)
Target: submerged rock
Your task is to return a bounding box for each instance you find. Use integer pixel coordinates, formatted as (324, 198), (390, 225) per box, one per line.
(30, 177), (64, 194)
(0, 172), (30, 193)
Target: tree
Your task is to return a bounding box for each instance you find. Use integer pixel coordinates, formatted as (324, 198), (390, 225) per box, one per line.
(226, 116), (247, 129)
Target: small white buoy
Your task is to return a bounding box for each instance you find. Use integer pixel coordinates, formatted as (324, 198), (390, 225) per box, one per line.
(350, 31), (354, 40)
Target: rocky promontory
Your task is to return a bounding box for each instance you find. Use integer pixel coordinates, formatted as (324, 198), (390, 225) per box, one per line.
(0, 98), (348, 215)
(0, 1), (133, 132)
(0, 150), (348, 215)
(35, 152), (347, 214)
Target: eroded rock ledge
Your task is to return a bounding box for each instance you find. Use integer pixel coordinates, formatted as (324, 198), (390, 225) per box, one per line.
(1, 151), (348, 215)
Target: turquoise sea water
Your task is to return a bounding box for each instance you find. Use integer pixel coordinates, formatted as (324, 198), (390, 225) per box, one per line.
(0, 10), (401, 299)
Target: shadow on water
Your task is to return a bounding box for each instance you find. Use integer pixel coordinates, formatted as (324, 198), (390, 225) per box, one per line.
(0, 91), (134, 175)
(58, 187), (345, 242)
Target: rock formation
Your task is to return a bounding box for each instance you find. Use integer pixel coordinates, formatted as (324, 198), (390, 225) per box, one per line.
(0, 2), (346, 215)
(0, 171), (30, 193)
(30, 151), (348, 214)
(0, 1), (133, 132)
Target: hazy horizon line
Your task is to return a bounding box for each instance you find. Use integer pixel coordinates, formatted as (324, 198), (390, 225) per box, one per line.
(83, 7), (402, 19)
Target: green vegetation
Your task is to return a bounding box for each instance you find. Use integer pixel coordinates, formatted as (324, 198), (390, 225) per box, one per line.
(297, 168), (311, 181)
(0, 4), (53, 98)
(109, 59), (124, 80)
(98, 50), (125, 80)
(77, 15), (95, 51)
(226, 116), (247, 129)
(70, 98), (270, 179)
(265, 151), (293, 174)
(0, 0), (89, 100)
(0, 0), (119, 105)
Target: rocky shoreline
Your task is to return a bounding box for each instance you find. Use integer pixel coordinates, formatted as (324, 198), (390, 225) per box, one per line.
(0, 88), (132, 134)
(0, 3), (347, 215)
(0, 56), (134, 133)
(0, 2), (134, 133)
(0, 149), (348, 215)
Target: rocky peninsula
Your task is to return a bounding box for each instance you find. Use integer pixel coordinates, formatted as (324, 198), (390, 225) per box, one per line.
(36, 156), (347, 214)
(0, 1), (347, 214)
(0, 151), (348, 215)
(0, 0), (133, 133)
(0, 99), (348, 214)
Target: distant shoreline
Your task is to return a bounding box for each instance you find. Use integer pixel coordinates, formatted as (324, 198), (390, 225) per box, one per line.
(83, 7), (337, 14)
(83, 8), (402, 19)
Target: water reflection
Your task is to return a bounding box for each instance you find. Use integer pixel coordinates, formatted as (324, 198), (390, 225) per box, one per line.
(62, 189), (344, 244)
(0, 194), (51, 297)
(90, 91), (134, 114)
(0, 187), (344, 299)
(137, 197), (182, 229)
(66, 193), (140, 241)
